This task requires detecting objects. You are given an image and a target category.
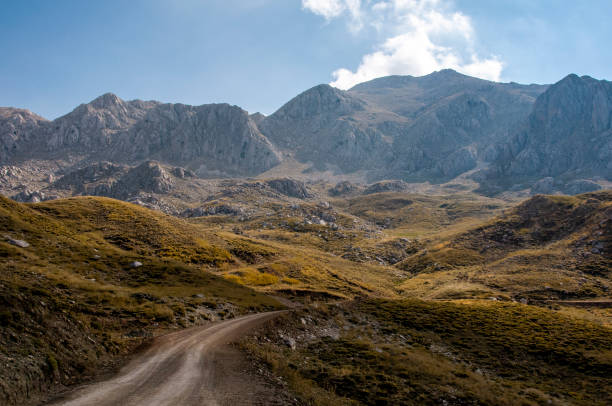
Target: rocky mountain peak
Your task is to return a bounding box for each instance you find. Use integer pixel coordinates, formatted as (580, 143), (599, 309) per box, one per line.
(0, 108), (49, 161)
(89, 92), (125, 109)
(0, 107), (48, 122)
(271, 84), (366, 121)
(478, 74), (612, 194)
(0, 71), (608, 195)
(425, 68), (465, 79)
(531, 74), (612, 136)
(249, 112), (266, 126)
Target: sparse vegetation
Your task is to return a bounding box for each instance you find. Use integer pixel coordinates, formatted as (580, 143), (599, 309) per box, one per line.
(244, 298), (612, 405)
(1, 187), (610, 405)
(0, 195), (282, 405)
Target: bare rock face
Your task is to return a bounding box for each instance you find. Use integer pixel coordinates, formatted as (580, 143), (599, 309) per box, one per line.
(0, 95), (281, 178)
(1, 71), (609, 196)
(109, 103), (281, 177)
(0, 108), (48, 161)
(43, 93), (156, 151)
(259, 84), (392, 173)
(353, 70), (546, 180)
(0, 72), (548, 186)
(436, 147), (478, 178)
(260, 70), (546, 181)
(265, 178), (313, 199)
(483, 74), (612, 193)
(111, 161), (174, 198)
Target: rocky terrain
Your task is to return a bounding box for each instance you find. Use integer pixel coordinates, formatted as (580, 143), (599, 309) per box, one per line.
(478, 74), (612, 194)
(2, 69), (610, 199)
(0, 94), (280, 178)
(259, 70), (547, 181)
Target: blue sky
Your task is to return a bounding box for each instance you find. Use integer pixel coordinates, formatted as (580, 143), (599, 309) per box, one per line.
(1, 0), (611, 119)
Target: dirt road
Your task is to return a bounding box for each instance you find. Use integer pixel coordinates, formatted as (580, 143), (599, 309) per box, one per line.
(46, 312), (292, 406)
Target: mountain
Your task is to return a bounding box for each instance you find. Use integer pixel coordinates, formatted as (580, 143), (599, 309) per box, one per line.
(260, 69), (548, 181)
(0, 108), (48, 162)
(1, 94), (281, 177)
(258, 84), (396, 174)
(479, 74), (612, 194)
(4, 70), (612, 197)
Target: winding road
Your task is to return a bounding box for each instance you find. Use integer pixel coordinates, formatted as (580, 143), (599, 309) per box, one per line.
(46, 312), (289, 406)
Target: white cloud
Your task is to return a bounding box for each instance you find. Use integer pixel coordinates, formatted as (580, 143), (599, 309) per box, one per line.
(302, 0), (364, 31)
(302, 0), (348, 19)
(302, 0), (503, 89)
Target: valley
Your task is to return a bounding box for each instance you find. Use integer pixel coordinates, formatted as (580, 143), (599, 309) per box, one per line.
(0, 179), (610, 405)
(0, 70), (610, 405)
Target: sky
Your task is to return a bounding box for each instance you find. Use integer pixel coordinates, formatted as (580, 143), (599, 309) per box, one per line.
(1, 0), (611, 119)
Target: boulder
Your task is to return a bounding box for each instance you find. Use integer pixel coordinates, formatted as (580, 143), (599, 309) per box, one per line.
(5, 237), (29, 248)
(265, 178), (313, 199)
(12, 189), (46, 203)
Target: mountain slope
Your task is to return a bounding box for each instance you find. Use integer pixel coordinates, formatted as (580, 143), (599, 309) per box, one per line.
(0, 95), (281, 177)
(260, 70), (548, 181)
(4, 71), (612, 193)
(396, 191), (611, 300)
(0, 195), (282, 405)
(480, 74), (612, 193)
(258, 84), (396, 174)
(247, 298), (612, 405)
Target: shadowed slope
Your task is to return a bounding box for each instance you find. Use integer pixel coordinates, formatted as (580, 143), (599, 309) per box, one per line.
(0, 195), (282, 406)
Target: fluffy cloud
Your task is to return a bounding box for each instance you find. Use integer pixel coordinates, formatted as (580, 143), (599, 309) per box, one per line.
(302, 0), (363, 30)
(302, 0), (347, 19)
(302, 0), (503, 89)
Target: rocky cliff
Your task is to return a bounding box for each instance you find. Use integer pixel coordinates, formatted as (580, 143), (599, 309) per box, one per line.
(0, 94), (281, 177)
(479, 74), (612, 194)
(2, 70), (611, 196)
(0, 108), (48, 162)
(258, 84), (395, 174)
(260, 69), (547, 181)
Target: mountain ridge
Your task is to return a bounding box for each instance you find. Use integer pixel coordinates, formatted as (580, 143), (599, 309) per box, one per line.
(477, 73), (612, 194)
(2, 69), (611, 198)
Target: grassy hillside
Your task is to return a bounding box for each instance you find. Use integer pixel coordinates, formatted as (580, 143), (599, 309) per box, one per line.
(333, 191), (507, 238)
(185, 190), (610, 305)
(396, 192), (611, 301)
(186, 196), (404, 299)
(0, 196), (282, 405)
(244, 298), (612, 406)
(1, 187), (610, 405)
(186, 188), (512, 298)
